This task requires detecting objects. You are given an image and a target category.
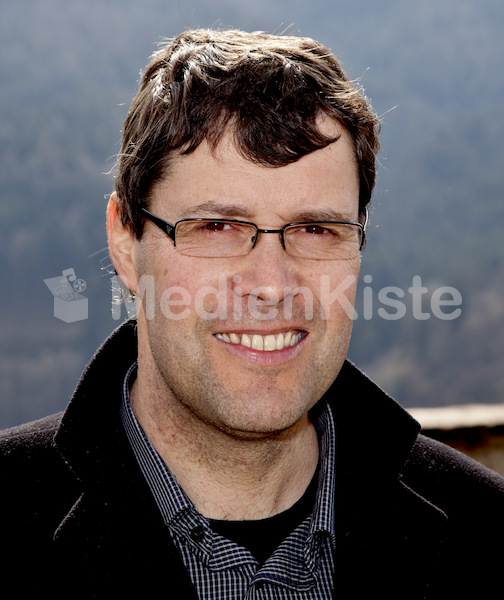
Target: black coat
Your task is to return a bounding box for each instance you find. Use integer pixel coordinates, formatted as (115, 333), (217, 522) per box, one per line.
(1, 319), (503, 599)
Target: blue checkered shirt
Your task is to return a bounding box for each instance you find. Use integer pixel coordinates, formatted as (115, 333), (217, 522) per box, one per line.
(120, 362), (336, 599)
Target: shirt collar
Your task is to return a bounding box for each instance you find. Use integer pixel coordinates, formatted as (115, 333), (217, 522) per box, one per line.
(120, 361), (197, 525)
(120, 360), (336, 546)
(310, 402), (336, 546)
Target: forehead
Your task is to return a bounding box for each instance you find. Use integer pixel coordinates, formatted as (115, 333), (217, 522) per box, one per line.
(150, 118), (359, 221)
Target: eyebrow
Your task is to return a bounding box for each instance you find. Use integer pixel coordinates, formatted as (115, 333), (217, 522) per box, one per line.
(289, 209), (358, 223)
(179, 202), (356, 224)
(180, 201), (255, 220)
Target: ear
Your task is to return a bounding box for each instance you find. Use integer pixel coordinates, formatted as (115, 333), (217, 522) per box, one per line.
(107, 193), (139, 293)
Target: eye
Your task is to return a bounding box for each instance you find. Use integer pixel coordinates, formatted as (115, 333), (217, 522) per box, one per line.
(300, 224), (333, 235)
(202, 221), (233, 232)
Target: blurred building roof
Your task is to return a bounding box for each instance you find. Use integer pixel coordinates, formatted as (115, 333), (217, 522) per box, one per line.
(409, 404), (504, 431)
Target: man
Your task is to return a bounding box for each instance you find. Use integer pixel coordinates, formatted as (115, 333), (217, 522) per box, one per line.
(1, 29), (503, 600)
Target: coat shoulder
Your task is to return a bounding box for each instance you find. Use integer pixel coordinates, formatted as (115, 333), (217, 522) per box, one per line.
(403, 434), (504, 519)
(0, 412), (63, 457)
(0, 412), (76, 504)
(0, 411), (80, 543)
(401, 434), (504, 598)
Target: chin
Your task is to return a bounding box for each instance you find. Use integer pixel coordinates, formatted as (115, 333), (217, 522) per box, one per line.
(217, 404), (311, 440)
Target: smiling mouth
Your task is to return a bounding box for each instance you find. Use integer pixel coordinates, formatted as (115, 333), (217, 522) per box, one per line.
(214, 330), (303, 351)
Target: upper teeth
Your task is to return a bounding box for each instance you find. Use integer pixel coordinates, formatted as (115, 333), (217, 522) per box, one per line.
(215, 330), (302, 351)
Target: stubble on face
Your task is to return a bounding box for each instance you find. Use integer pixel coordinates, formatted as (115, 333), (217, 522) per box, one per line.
(137, 270), (357, 443)
(132, 120), (360, 445)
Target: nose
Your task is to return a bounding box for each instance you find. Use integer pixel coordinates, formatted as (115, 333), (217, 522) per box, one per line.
(233, 231), (302, 305)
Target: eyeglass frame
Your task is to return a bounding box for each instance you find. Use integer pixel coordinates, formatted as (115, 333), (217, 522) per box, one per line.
(140, 207), (368, 258)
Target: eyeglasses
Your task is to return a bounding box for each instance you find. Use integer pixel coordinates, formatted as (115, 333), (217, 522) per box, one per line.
(141, 208), (367, 260)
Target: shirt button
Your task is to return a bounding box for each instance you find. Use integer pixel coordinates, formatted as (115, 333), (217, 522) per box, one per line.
(189, 526), (205, 543)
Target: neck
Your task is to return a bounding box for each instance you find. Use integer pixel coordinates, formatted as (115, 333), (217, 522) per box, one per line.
(130, 368), (319, 521)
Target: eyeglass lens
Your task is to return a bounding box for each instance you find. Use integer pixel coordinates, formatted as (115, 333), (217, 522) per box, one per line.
(174, 220), (362, 259)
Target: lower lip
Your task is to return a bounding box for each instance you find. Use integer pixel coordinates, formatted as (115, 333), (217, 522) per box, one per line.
(214, 335), (307, 366)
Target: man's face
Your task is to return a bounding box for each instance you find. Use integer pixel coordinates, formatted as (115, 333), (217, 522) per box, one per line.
(132, 118), (360, 439)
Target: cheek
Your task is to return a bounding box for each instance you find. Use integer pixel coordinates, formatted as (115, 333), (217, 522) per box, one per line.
(136, 242), (226, 325)
(155, 260), (232, 322)
(315, 260), (360, 322)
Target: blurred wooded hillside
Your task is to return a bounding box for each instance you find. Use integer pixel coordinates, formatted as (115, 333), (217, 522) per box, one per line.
(1, 0), (503, 428)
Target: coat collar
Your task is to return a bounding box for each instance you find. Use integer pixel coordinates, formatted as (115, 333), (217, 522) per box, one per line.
(323, 363), (447, 599)
(54, 318), (138, 482)
(55, 318), (422, 490)
(53, 319), (198, 598)
(327, 359), (422, 483)
(53, 319), (447, 599)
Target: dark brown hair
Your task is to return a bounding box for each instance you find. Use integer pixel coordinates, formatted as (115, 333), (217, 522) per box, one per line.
(115, 29), (381, 237)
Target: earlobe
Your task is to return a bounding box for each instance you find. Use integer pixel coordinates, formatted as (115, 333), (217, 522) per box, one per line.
(107, 193), (139, 293)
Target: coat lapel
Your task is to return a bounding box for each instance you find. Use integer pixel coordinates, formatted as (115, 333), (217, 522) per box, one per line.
(52, 322), (448, 598)
(52, 463), (198, 598)
(52, 320), (198, 598)
(327, 361), (448, 599)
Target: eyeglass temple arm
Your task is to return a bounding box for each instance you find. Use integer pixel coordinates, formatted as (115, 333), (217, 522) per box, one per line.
(141, 208), (176, 241)
(359, 208), (369, 250)
(362, 208), (369, 231)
